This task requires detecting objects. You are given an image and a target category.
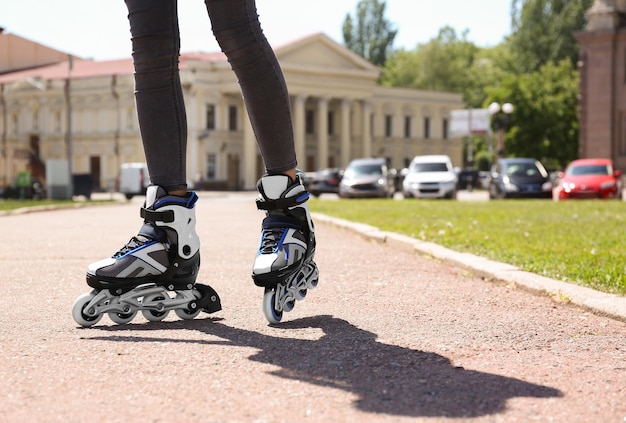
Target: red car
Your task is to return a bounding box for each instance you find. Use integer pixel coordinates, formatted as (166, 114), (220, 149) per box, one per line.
(554, 158), (623, 200)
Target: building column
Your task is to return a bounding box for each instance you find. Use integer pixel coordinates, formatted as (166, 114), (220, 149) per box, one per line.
(362, 101), (372, 158)
(186, 88), (199, 182)
(317, 97), (329, 170)
(340, 98), (351, 167)
(293, 94), (307, 168)
(243, 105), (257, 189)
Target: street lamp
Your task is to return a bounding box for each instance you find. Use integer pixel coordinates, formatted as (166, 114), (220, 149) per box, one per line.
(488, 102), (514, 158)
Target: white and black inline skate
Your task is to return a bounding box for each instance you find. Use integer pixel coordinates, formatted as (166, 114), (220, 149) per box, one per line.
(72, 186), (221, 327)
(253, 174), (319, 324)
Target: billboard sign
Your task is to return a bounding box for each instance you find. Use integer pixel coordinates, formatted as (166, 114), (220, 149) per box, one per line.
(449, 109), (491, 137)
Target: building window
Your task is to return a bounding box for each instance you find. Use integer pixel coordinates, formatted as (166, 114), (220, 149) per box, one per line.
(328, 110), (334, 135)
(404, 116), (411, 138)
(126, 107), (134, 130)
(228, 105), (237, 131)
(423, 117), (431, 139)
(54, 111), (62, 133)
(305, 110), (315, 134)
(442, 118), (449, 139)
(206, 153), (216, 179)
(12, 113), (18, 134)
(32, 109), (39, 131)
(621, 112), (626, 155)
(385, 115), (393, 137)
(206, 104), (216, 130)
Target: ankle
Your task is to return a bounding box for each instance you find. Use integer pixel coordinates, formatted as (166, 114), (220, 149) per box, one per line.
(167, 189), (187, 197)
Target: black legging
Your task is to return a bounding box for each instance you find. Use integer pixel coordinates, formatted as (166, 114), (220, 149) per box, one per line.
(125, 0), (297, 192)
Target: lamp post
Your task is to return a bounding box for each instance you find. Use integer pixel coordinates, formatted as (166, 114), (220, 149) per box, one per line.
(488, 102), (514, 158)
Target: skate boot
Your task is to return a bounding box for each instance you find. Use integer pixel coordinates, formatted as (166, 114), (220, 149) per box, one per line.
(72, 186), (221, 327)
(253, 174), (319, 323)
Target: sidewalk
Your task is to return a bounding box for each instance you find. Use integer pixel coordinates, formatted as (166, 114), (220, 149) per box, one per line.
(0, 194), (624, 422)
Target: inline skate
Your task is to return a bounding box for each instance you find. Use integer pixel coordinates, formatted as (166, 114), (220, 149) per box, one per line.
(72, 186), (221, 327)
(253, 174), (319, 324)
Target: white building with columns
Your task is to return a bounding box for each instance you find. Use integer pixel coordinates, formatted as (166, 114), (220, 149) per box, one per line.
(0, 31), (464, 191)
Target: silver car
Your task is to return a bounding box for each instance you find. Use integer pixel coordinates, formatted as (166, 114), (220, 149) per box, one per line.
(338, 158), (395, 198)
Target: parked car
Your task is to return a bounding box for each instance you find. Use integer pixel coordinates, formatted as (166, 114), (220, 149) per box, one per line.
(119, 162), (150, 199)
(455, 168), (481, 191)
(553, 158), (622, 200)
(488, 158), (553, 199)
(308, 168), (343, 197)
(402, 155), (457, 199)
(338, 158), (395, 198)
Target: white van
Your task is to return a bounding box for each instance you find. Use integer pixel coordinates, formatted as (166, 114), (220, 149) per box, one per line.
(119, 162), (150, 199)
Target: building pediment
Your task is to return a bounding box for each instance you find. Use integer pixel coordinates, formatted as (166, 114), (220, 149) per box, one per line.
(275, 33), (380, 79)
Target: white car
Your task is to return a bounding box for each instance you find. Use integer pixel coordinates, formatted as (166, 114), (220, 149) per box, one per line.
(402, 155), (458, 199)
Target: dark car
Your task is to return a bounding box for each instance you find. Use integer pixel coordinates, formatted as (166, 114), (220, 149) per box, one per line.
(455, 168), (481, 191)
(338, 158), (395, 198)
(553, 158), (622, 200)
(488, 158), (553, 199)
(308, 168), (343, 197)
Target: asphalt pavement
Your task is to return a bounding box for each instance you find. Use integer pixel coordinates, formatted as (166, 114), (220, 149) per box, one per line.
(0, 192), (624, 422)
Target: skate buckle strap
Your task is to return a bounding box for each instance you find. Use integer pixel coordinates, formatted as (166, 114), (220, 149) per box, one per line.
(141, 207), (174, 223)
(256, 192), (309, 211)
(262, 214), (305, 230)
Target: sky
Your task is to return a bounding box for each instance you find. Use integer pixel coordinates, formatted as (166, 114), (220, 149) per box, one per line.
(1, 0), (512, 61)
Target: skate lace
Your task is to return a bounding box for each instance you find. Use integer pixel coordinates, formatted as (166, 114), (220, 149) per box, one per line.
(112, 236), (151, 258)
(259, 227), (286, 254)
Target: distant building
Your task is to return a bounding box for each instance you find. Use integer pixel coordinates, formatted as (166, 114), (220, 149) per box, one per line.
(0, 30), (464, 190)
(576, 0), (626, 171)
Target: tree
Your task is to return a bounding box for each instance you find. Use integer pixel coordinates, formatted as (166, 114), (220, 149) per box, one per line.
(380, 26), (505, 108)
(508, 0), (594, 73)
(342, 0), (397, 66)
(486, 60), (579, 168)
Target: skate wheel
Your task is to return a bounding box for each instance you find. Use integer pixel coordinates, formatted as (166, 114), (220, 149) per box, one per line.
(262, 289), (282, 324)
(295, 289), (307, 301)
(141, 293), (170, 322)
(72, 292), (103, 327)
(108, 309), (137, 324)
(284, 300), (295, 312)
(175, 307), (201, 320)
(307, 265), (319, 288)
(174, 291), (201, 320)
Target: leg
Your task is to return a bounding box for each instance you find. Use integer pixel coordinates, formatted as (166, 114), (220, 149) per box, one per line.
(75, 2), (222, 328)
(204, 0), (318, 323)
(125, 0), (187, 192)
(204, 0), (296, 174)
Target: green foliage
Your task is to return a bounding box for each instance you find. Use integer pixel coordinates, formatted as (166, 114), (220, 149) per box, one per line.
(342, 0), (397, 66)
(377, 0), (592, 167)
(311, 198), (626, 295)
(509, 0), (594, 72)
(381, 27), (478, 95)
(486, 60), (580, 168)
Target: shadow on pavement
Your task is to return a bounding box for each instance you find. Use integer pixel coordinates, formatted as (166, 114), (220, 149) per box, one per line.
(85, 315), (562, 418)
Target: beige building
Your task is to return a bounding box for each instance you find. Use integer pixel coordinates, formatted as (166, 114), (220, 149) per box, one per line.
(0, 31), (464, 191)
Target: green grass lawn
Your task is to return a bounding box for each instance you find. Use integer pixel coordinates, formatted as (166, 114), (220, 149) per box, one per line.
(310, 198), (626, 296)
(0, 199), (76, 211)
(0, 199), (115, 212)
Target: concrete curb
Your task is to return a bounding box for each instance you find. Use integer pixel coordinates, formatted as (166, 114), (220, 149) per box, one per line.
(313, 212), (626, 323)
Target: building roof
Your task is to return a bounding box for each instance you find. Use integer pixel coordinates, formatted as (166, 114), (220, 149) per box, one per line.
(0, 51), (227, 84)
(0, 32), (379, 85)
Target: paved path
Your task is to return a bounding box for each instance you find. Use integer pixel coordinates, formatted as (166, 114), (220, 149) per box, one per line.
(0, 192), (624, 422)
